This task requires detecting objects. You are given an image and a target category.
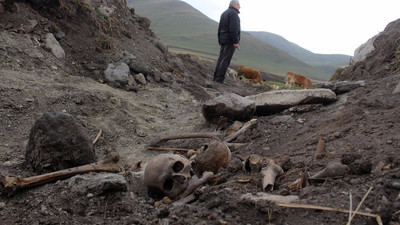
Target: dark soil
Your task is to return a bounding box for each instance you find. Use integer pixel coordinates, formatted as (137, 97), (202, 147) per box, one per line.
(1, 1), (400, 225)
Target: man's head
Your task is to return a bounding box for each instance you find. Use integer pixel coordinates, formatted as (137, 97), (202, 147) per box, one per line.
(229, 0), (240, 10)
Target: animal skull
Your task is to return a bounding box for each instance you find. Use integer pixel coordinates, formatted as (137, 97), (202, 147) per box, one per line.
(144, 154), (192, 199)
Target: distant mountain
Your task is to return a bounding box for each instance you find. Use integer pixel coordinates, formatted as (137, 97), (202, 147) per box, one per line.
(248, 31), (351, 75)
(128, 0), (345, 80)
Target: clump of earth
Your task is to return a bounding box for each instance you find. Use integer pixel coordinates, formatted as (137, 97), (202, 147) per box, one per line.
(1, 1), (400, 224)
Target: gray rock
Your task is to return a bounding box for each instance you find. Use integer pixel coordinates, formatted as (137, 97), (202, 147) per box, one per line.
(135, 73), (147, 85)
(393, 82), (400, 94)
(22, 19), (37, 33)
(202, 93), (256, 123)
(67, 173), (127, 196)
(161, 72), (172, 83)
(129, 58), (151, 75)
(167, 57), (185, 71)
(55, 31), (66, 40)
(45, 33), (65, 59)
(151, 38), (168, 54)
(246, 89), (337, 115)
(153, 70), (162, 82)
(104, 62), (130, 85)
(127, 74), (138, 92)
(315, 80), (366, 94)
(270, 115), (295, 124)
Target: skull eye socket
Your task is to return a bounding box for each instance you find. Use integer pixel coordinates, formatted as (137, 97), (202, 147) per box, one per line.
(172, 161), (184, 172)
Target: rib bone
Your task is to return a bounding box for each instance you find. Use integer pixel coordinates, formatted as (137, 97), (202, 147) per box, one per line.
(0, 152), (124, 194)
(150, 132), (224, 146)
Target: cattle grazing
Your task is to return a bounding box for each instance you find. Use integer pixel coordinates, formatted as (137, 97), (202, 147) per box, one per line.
(237, 66), (263, 85)
(285, 72), (314, 89)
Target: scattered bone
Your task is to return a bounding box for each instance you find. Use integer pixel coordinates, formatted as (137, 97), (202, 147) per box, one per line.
(314, 136), (325, 160)
(154, 196), (172, 208)
(193, 140), (231, 174)
(0, 152), (124, 194)
(144, 154), (192, 199)
(261, 160), (284, 191)
(178, 171), (214, 199)
(172, 193), (197, 207)
(92, 129), (102, 144)
(310, 161), (346, 181)
(240, 192), (299, 204)
(215, 116), (228, 132)
(187, 149), (197, 158)
(244, 154), (263, 174)
(288, 172), (308, 191)
(147, 147), (192, 152)
(149, 132), (224, 146)
(224, 121), (243, 137)
(224, 119), (257, 143)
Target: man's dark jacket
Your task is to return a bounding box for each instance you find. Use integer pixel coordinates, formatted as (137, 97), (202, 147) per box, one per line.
(218, 6), (240, 45)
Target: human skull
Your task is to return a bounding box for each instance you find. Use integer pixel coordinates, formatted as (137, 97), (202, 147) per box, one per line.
(194, 140), (231, 175)
(144, 154), (192, 199)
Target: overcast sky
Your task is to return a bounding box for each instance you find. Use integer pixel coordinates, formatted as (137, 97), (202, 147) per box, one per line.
(180, 0), (400, 56)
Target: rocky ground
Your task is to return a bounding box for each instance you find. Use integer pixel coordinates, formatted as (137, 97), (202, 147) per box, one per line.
(0, 1), (400, 225)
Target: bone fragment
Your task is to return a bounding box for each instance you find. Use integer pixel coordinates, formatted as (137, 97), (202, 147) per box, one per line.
(150, 132), (224, 146)
(224, 119), (257, 143)
(147, 146), (192, 152)
(92, 129), (102, 144)
(288, 172), (308, 191)
(240, 192), (299, 204)
(310, 161), (346, 180)
(314, 136), (325, 160)
(244, 154), (263, 174)
(172, 193), (197, 207)
(0, 152), (124, 194)
(178, 171), (214, 199)
(224, 121), (244, 137)
(261, 160), (284, 191)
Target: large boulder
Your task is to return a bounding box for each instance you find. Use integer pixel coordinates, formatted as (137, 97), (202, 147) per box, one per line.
(25, 112), (96, 173)
(246, 89), (337, 115)
(202, 93), (256, 123)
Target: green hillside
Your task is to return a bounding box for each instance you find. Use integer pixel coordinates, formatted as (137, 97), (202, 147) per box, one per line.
(248, 31), (351, 75)
(128, 0), (335, 80)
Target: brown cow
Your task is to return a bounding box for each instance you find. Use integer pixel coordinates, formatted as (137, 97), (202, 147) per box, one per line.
(285, 72), (314, 89)
(237, 66), (262, 85)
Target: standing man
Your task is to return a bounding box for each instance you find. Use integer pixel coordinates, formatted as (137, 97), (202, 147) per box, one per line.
(213, 0), (241, 85)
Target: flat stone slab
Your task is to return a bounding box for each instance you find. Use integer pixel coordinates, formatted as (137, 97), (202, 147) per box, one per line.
(315, 80), (366, 94)
(246, 89), (337, 115)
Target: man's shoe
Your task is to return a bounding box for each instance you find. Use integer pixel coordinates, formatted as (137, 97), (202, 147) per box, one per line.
(216, 80), (228, 85)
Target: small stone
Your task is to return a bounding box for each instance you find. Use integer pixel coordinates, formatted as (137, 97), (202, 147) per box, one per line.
(87, 193), (94, 198)
(0, 202), (5, 210)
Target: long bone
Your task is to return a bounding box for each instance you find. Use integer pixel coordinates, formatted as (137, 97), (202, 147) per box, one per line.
(0, 152), (124, 194)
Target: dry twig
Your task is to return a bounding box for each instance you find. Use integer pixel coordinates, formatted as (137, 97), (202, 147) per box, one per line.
(277, 203), (383, 225)
(346, 186), (374, 225)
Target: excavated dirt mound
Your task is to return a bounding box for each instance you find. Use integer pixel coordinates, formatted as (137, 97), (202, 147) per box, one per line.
(1, 1), (400, 225)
